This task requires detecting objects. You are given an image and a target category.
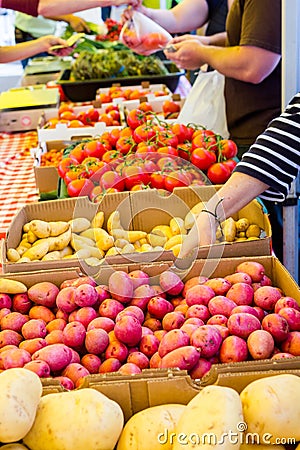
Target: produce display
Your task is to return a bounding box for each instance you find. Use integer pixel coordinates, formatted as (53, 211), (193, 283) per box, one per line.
(96, 85), (171, 103)
(0, 260), (299, 393)
(0, 369), (299, 448)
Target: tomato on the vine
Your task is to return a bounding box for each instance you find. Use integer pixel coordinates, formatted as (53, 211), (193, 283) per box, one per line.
(68, 144), (86, 163)
(156, 146), (179, 157)
(171, 123), (193, 144)
(57, 157), (79, 178)
(99, 170), (125, 191)
(223, 158), (238, 173)
(192, 129), (218, 152)
(126, 108), (148, 129)
(207, 162), (231, 184)
(164, 171), (190, 192)
(162, 100), (181, 115)
(116, 135), (137, 155)
(150, 172), (166, 190)
(133, 123), (156, 143)
(155, 129), (179, 148)
(67, 178), (94, 198)
(190, 148), (217, 171)
(218, 139), (238, 159)
(123, 165), (150, 190)
(177, 142), (192, 161)
(83, 140), (111, 159)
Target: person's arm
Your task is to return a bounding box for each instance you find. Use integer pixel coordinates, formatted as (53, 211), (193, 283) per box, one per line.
(171, 31), (227, 47)
(180, 172), (269, 255)
(0, 35), (67, 63)
(38, 0), (139, 16)
(1, 0), (39, 16)
(46, 14), (91, 33)
(164, 42), (281, 83)
(134, 0), (210, 35)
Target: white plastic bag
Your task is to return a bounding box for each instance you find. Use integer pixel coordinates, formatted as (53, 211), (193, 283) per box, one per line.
(120, 10), (172, 56)
(177, 70), (229, 138)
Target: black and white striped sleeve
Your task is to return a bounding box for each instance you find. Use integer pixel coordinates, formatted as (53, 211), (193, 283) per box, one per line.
(234, 93), (300, 202)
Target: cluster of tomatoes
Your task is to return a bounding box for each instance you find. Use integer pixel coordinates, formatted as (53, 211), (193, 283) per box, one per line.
(96, 85), (169, 104)
(95, 18), (123, 42)
(121, 26), (169, 55)
(43, 103), (121, 129)
(57, 104), (238, 200)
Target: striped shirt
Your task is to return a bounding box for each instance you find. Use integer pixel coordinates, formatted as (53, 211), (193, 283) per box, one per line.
(234, 93), (300, 202)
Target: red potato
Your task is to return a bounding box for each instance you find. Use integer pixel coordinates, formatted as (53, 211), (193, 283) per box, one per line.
(81, 354), (102, 374)
(204, 278), (232, 295)
(281, 331), (300, 356)
(151, 285), (167, 298)
(235, 261), (265, 282)
(278, 307), (300, 331)
(69, 306), (98, 328)
(0, 344), (17, 354)
(271, 352), (295, 360)
(60, 276), (97, 289)
(62, 362), (90, 388)
(158, 329), (190, 358)
(174, 303), (189, 316)
(253, 286), (282, 310)
(224, 272), (252, 285)
(212, 324), (230, 340)
(74, 283), (98, 307)
(23, 360), (51, 377)
(219, 335), (248, 363)
(21, 319), (47, 340)
(62, 321), (86, 348)
(253, 306), (266, 321)
(261, 313), (289, 342)
(108, 330), (117, 343)
(147, 296), (174, 319)
(186, 304), (210, 322)
(171, 296), (184, 308)
(95, 285), (110, 304)
(46, 318), (67, 333)
(108, 271), (134, 303)
(142, 318), (162, 332)
(188, 357), (212, 379)
(85, 328), (109, 354)
(182, 276), (208, 297)
(116, 305), (145, 324)
(226, 283), (254, 306)
(129, 284), (156, 311)
(0, 329), (23, 347)
(56, 287), (77, 313)
(118, 362), (142, 375)
(99, 357), (122, 373)
(260, 274), (272, 286)
(69, 348), (81, 364)
(208, 296), (237, 317)
(128, 269), (150, 289)
(230, 305), (259, 318)
(0, 347), (31, 369)
(184, 317), (204, 326)
(227, 313), (261, 339)
(99, 298), (124, 320)
(56, 309), (69, 321)
(190, 325), (222, 358)
(19, 337), (47, 354)
(0, 293), (12, 309)
(105, 340), (129, 362)
(45, 329), (64, 345)
(29, 305), (55, 323)
(159, 270), (184, 296)
(153, 329), (167, 341)
(159, 345), (200, 370)
(27, 281), (59, 308)
(207, 314), (228, 326)
(114, 315), (142, 346)
(139, 334), (160, 357)
(54, 375), (74, 390)
(127, 351), (149, 369)
(274, 296), (300, 313)
(162, 311), (185, 331)
(0, 308), (11, 321)
(32, 343), (73, 372)
(141, 326), (154, 336)
(247, 329), (275, 359)
(149, 351), (162, 368)
(185, 284), (215, 307)
(87, 316), (115, 333)
(1, 311), (28, 333)
(180, 323), (200, 338)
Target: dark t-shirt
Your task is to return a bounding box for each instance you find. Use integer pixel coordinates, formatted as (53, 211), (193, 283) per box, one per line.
(206, 0), (228, 36)
(2, 0), (39, 16)
(225, 0), (282, 147)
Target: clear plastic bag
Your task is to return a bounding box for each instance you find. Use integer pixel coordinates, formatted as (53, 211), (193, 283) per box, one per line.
(177, 70), (229, 138)
(120, 10), (172, 56)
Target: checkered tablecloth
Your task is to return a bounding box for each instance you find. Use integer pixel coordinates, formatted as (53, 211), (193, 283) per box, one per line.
(0, 131), (39, 238)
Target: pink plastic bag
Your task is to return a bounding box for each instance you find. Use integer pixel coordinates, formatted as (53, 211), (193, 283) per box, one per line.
(120, 11), (172, 56)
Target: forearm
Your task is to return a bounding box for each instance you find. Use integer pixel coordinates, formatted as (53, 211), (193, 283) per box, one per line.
(38, 0), (130, 16)
(0, 40), (46, 63)
(205, 32), (227, 47)
(1, 0), (39, 16)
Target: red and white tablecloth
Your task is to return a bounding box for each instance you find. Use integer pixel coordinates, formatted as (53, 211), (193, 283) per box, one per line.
(0, 131), (39, 239)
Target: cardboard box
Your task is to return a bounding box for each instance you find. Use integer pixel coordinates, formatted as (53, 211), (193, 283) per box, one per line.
(2, 186), (272, 273)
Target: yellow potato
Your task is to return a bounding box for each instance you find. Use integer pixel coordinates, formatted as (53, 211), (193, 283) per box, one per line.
(91, 211), (104, 228)
(49, 221), (70, 237)
(6, 248), (20, 262)
(0, 278), (27, 294)
(69, 217), (91, 233)
(22, 240), (49, 260)
(29, 220), (51, 239)
(169, 217), (187, 235)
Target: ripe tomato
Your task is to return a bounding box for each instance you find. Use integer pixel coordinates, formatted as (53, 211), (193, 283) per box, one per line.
(164, 171), (190, 192)
(120, 126), (133, 138)
(156, 146), (179, 157)
(57, 157), (79, 178)
(68, 144), (86, 163)
(142, 32), (168, 51)
(133, 124), (156, 143)
(156, 156), (178, 171)
(138, 101), (153, 113)
(190, 148), (217, 171)
(135, 143), (158, 157)
(123, 165), (150, 190)
(207, 162), (231, 184)
(126, 108), (148, 129)
(223, 158), (238, 172)
(171, 123), (193, 144)
(130, 183), (150, 191)
(107, 128), (121, 147)
(59, 110), (77, 121)
(162, 100), (181, 115)
(99, 170), (125, 191)
(150, 172), (166, 190)
(107, 109), (120, 123)
(83, 140), (111, 159)
(116, 136), (137, 155)
(101, 150), (123, 167)
(98, 113), (114, 127)
(86, 108), (99, 123)
(58, 103), (74, 117)
(219, 139), (238, 159)
(192, 129), (218, 152)
(64, 166), (89, 185)
(177, 142), (192, 161)
(98, 92), (112, 104)
(67, 178), (94, 198)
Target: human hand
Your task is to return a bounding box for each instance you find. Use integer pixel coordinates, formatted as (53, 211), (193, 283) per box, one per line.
(164, 38), (205, 70)
(68, 15), (90, 33)
(179, 211), (217, 258)
(37, 35), (69, 53)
